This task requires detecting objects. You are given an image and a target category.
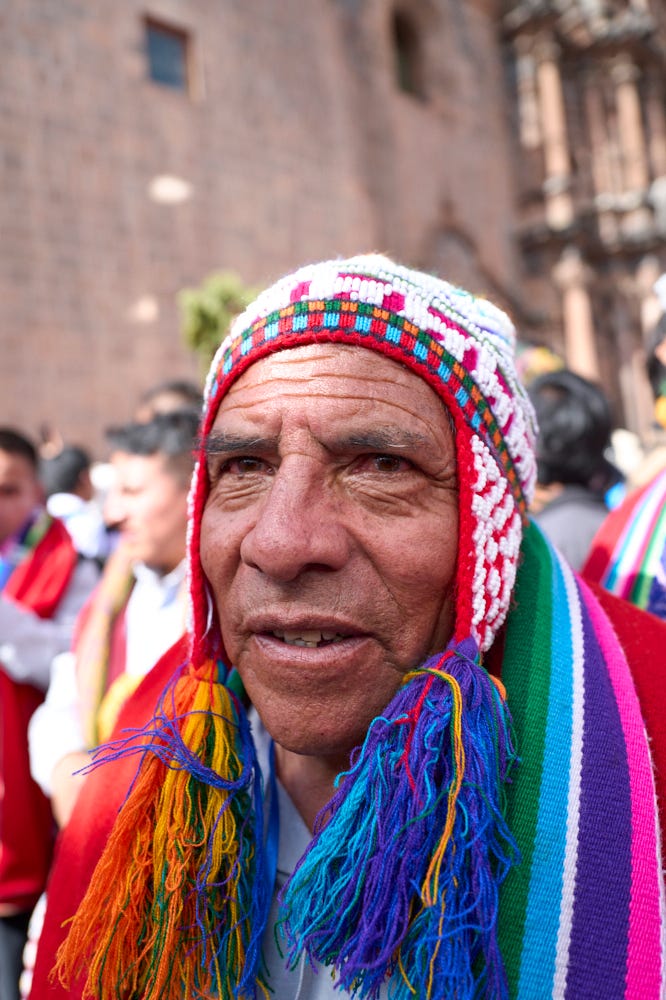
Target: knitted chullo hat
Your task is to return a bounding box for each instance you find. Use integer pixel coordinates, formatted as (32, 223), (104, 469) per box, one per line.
(193, 254), (536, 658)
(59, 256), (537, 1000)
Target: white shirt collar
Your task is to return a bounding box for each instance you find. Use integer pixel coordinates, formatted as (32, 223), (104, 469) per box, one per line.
(132, 559), (186, 591)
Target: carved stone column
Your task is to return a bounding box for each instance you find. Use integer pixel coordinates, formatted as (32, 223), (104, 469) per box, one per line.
(612, 58), (649, 192)
(644, 70), (666, 182)
(612, 57), (652, 235)
(534, 38), (573, 229)
(553, 246), (599, 379)
(584, 73), (620, 244)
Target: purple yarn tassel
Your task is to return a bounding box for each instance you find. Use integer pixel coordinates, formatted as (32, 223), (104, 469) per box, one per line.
(277, 637), (520, 999)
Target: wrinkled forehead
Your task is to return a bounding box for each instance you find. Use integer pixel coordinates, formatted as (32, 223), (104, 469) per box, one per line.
(200, 345), (459, 493)
(196, 283), (535, 520)
(208, 342), (453, 428)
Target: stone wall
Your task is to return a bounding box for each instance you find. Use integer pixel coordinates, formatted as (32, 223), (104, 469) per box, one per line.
(0, 0), (524, 454)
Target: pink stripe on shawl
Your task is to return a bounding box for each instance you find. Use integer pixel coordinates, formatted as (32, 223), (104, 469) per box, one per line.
(580, 579), (664, 997)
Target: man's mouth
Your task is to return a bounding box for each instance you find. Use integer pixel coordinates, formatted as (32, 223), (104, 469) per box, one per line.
(269, 629), (349, 648)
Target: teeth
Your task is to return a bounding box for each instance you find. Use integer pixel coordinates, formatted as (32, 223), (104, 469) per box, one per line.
(284, 629), (324, 644)
(272, 629), (346, 647)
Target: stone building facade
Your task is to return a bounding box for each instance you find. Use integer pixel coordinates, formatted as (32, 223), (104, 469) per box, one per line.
(503, 0), (666, 440)
(1, 0), (665, 452)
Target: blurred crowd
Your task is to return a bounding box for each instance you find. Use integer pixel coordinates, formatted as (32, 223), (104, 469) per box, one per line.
(2, 277), (666, 1000)
(0, 378), (202, 1000)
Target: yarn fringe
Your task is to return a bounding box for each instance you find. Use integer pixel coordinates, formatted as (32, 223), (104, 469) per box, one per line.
(277, 637), (520, 1000)
(55, 662), (270, 1000)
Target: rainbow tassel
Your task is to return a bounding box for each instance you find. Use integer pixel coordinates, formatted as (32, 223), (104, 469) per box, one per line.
(55, 662), (270, 1000)
(277, 638), (520, 999)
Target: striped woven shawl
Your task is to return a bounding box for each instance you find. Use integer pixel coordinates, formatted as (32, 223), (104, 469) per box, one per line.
(500, 522), (665, 997)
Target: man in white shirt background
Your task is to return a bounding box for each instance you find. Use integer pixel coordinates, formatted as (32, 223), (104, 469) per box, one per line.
(29, 409), (198, 829)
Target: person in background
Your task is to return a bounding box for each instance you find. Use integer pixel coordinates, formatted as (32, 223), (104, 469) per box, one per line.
(582, 281), (666, 619)
(647, 275), (666, 433)
(527, 368), (622, 570)
(514, 339), (564, 387)
(134, 377), (203, 422)
(30, 257), (666, 1000)
(0, 429), (98, 1000)
(20, 411), (197, 999)
(40, 446), (110, 566)
(29, 410), (197, 830)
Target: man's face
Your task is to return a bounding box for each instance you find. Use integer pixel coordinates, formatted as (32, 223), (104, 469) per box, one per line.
(106, 452), (188, 573)
(0, 449), (42, 545)
(200, 344), (459, 764)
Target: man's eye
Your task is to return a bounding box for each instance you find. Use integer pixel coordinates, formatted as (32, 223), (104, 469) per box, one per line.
(371, 454), (410, 473)
(219, 457), (271, 477)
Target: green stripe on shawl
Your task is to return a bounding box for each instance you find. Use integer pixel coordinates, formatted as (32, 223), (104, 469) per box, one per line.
(497, 522), (554, 995)
(630, 500), (666, 608)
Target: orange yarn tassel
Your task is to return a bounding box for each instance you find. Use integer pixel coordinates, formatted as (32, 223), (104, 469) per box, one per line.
(55, 665), (269, 999)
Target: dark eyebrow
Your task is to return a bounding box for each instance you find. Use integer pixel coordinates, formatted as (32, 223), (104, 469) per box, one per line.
(342, 429), (433, 451)
(202, 432), (276, 456)
(202, 427), (436, 457)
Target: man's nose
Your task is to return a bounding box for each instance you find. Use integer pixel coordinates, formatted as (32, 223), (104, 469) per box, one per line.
(239, 464), (350, 582)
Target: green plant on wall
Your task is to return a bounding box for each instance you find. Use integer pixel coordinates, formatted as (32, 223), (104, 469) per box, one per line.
(179, 270), (259, 374)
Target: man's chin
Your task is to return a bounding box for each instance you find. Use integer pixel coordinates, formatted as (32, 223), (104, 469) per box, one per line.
(121, 541), (151, 566)
(265, 716), (368, 766)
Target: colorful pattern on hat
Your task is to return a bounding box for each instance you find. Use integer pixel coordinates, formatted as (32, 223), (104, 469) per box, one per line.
(192, 254), (537, 654)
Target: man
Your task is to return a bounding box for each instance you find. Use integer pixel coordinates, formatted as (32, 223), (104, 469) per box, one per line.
(0, 429), (98, 1000)
(19, 413), (196, 999)
(32, 258), (666, 999)
(527, 369), (621, 570)
(29, 409), (197, 829)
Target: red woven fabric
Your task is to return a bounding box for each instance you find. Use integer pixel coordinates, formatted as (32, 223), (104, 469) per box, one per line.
(0, 519), (78, 913)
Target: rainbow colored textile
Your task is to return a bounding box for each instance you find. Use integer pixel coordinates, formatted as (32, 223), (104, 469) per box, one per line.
(499, 522), (665, 998)
(55, 522), (666, 999)
(583, 467), (666, 619)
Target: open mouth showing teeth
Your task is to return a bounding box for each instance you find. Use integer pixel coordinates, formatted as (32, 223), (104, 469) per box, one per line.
(271, 629), (348, 648)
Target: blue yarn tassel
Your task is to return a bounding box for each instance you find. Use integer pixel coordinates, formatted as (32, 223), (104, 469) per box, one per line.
(277, 638), (520, 999)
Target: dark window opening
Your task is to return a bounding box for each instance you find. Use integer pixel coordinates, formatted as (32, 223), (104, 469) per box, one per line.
(392, 10), (424, 100)
(145, 18), (189, 92)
